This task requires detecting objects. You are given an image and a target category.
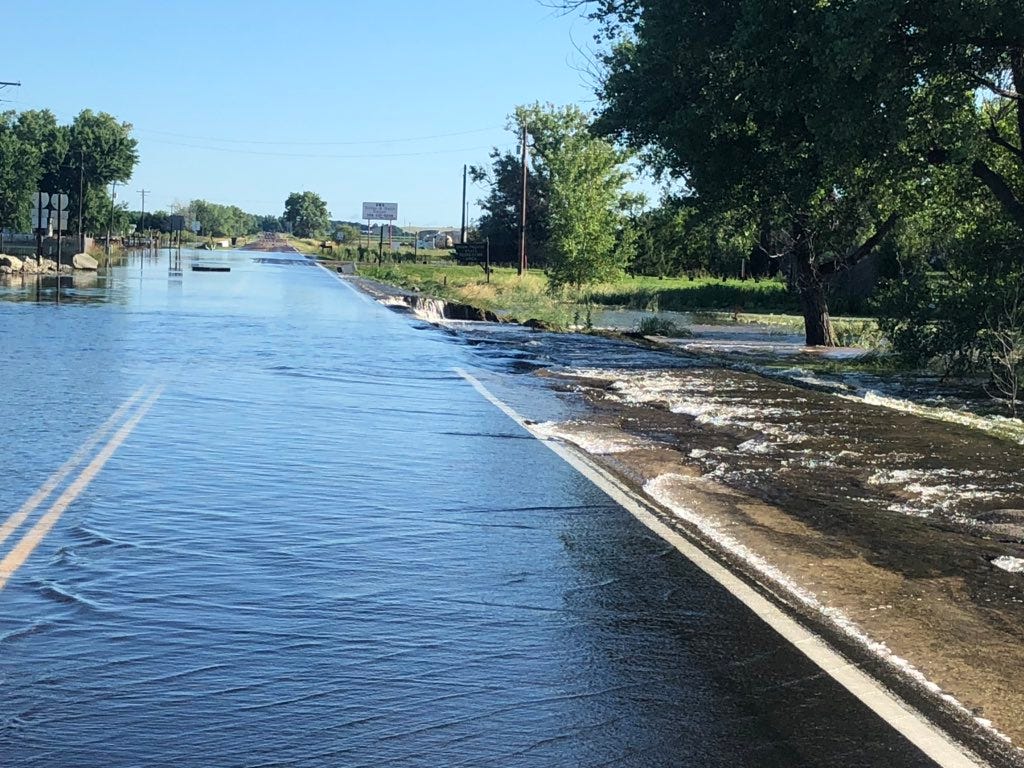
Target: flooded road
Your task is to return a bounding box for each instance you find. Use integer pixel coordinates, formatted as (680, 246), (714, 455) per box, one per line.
(0, 250), (955, 766)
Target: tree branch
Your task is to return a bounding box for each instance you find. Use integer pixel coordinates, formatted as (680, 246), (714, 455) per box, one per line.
(985, 123), (1024, 163)
(972, 159), (1024, 230)
(970, 74), (1020, 101)
(819, 213), (900, 277)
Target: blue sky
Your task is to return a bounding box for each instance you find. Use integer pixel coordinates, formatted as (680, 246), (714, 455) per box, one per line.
(3, 0), (611, 226)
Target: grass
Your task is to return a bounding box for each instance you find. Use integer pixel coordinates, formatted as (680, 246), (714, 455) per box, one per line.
(355, 263), (889, 351)
(591, 275), (799, 314)
(360, 264), (577, 329)
(636, 316), (690, 337)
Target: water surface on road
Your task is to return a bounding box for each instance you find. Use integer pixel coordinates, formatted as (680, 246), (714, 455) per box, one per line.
(0, 251), (938, 767)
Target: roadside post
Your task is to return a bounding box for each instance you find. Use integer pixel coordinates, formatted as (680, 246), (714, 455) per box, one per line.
(362, 202), (398, 267)
(53, 193), (68, 303)
(453, 241), (490, 282)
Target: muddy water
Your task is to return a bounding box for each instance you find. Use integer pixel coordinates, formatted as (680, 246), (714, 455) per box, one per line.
(442, 322), (1024, 548)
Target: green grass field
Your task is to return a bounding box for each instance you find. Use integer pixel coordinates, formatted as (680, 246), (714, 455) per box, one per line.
(591, 275), (799, 314)
(358, 265), (811, 325)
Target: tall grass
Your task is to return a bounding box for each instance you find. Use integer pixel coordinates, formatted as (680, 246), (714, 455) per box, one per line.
(591, 276), (798, 314)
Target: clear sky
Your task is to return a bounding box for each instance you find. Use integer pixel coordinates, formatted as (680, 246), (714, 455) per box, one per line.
(3, 0), (607, 227)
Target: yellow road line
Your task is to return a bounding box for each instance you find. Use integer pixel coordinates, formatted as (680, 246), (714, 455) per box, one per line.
(0, 386), (164, 591)
(0, 385), (150, 548)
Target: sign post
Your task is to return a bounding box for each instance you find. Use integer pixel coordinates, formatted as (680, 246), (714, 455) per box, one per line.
(362, 202), (398, 256)
(452, 240), (491, 282)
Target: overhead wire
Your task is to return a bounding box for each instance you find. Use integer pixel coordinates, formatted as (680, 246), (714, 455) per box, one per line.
(133, 125), (504, 146)
(139, 137), (495, 159)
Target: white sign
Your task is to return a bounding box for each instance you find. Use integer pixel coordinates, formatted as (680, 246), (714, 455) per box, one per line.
(362, 202), (398, 221)
(191, 220), (201, 233)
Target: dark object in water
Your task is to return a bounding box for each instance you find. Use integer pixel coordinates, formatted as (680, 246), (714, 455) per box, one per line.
(192, 262), (231, 272)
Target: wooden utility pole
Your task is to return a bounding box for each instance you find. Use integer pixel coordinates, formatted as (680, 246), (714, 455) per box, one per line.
(77, 151), (85, 253)
(518, 124), (528, 276)
(460, 164), (467, 244)
(138, 189), (150, 249)
(106, 182), (117, 256)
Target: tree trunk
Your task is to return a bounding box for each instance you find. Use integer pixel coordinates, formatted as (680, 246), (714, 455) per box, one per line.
(748, 214), (772, 278)
(792, 216), (837, 347)
(1012, 48), (1024, 168)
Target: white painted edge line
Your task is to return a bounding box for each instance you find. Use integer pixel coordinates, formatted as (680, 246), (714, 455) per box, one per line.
(311, 258), (380, 307)
(454, 365), (987, 768)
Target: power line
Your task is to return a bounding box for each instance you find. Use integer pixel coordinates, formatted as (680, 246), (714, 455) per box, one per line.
(133, 125), (503, 147)
(139, 138), (493, 160)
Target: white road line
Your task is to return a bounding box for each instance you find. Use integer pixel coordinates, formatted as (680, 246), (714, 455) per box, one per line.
(454, 366), (987, 768)
(0, 386), (164, 591)
(0, 385), (150, 548)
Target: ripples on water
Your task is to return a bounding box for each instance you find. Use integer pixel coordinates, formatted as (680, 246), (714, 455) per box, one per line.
(0, 252), (938, 766)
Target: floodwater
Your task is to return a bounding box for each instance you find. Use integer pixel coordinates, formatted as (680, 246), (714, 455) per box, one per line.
(441, 320), (1024, 548)
(0, 250), (942, 767)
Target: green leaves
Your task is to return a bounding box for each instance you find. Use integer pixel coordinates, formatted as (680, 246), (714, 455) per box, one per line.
(283, 192), (330, 239)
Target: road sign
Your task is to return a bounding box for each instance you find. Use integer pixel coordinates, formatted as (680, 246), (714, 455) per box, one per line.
(362, 202), (398, 221)
(191, 220), (201, 233)
(453, 242), (487, 263)
(30, 207), (48, 230)
(52, 193), (69, 210)
(168, 215), (185, 231)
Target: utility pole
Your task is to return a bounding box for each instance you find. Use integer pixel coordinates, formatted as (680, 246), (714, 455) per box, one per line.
(518, 123), (528, 276)
(460, 164), (467, 244)
(77, 151), (85, 253)
(138, 189), (149, 248)
(106, 182), (117, 256)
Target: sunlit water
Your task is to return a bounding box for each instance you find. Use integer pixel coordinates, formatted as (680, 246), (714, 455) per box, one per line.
(0, 250), (937, 766)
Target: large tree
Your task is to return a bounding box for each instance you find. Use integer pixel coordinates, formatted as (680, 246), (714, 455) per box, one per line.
(0, 112), (40, 240)
(899, 1), (1024, 234)
(283, 191), (330, 238)
(520, 104), (635, 291)
(586, 0), (917, 345)
(470, 138), (552, 267)
(9, 108), (136, 239)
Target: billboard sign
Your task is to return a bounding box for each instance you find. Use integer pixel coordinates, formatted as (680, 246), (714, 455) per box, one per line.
(362, 202), (398, 221)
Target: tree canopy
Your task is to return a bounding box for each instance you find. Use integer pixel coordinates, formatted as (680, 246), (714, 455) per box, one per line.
(283, 192), (330, 239)
(4, 108), (138, 237)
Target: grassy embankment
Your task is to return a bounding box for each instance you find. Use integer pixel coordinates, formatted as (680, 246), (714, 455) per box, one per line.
(355, 262), (885, 349)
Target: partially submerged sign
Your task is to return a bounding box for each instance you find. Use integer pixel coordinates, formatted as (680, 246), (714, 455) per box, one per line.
(362, 202), (398, 221)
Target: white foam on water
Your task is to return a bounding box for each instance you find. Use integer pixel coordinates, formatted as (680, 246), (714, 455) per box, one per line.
(531, 421), (652, 455)
(563, 368), (810, 445)
(867, 467), (1008, 517)
(993, 556), (1024, 574)
(642, 472), (1015, 747)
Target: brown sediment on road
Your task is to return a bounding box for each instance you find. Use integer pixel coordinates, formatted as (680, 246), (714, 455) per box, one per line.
(536, 369), (1024, 767)
(239, 236), (299, 253)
